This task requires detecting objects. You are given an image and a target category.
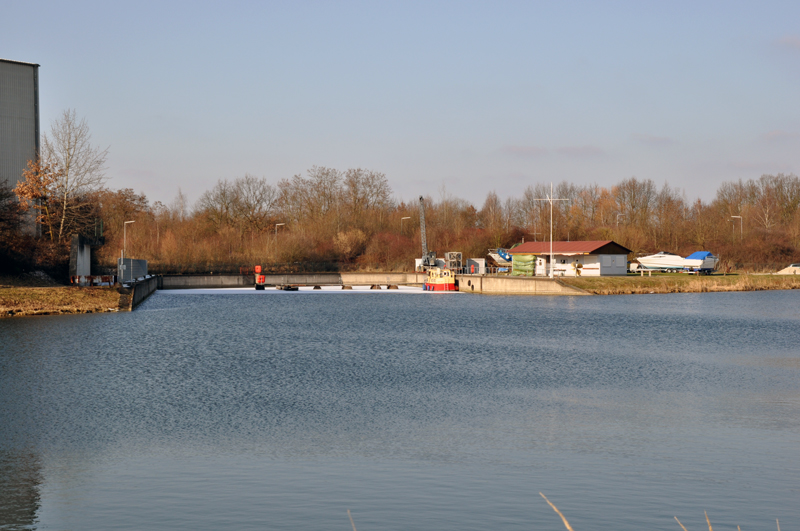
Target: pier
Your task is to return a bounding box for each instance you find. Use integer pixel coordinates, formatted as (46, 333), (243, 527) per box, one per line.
(158, 272), (588, 295)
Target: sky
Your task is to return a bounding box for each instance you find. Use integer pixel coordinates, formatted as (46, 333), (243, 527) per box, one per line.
(3, 1), (800, 207)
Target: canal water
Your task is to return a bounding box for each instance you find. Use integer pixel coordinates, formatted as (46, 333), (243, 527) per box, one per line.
(1, 288), (799, 530)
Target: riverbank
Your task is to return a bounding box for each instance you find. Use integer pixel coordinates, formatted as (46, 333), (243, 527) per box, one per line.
(0, 285), (126, 318)
(3, 273), (800, 318)
(559, 273), (800, 294)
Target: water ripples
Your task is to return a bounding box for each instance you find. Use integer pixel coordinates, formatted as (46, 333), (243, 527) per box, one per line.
(1, 290), (799, 530)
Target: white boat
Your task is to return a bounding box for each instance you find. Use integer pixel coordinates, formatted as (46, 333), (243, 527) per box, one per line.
(683, 252), (719, 272)
(636, 252), (685, 270)
(776, 263), (800, 275)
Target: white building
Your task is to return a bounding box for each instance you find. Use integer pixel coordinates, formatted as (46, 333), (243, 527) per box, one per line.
(508, 240), (632, 277)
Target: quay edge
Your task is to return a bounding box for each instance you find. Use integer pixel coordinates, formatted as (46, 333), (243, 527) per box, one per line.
(158, 272), (589, 295)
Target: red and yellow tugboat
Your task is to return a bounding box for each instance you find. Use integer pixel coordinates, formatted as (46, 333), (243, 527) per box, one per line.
(424, 267), (458, 291)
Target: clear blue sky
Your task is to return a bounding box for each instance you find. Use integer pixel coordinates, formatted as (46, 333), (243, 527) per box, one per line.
(3, 1), (799, 206)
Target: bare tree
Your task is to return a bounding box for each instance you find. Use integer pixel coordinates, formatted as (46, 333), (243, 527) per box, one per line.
(197, 174), (277, 233)
(196, 179), (237, 229)
(41, 109), (109, 242)
(614, 177), (656, 228)
(233, 174), (277, 232)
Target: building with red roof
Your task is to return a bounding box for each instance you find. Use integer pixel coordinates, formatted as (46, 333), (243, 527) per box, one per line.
(507, 240), (632, 276)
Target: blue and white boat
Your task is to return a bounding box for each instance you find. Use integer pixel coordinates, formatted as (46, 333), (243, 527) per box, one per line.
(488, 248), (512, 265)
(683, 251), (719, 273)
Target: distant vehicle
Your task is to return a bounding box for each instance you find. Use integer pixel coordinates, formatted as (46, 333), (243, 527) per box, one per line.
(776, 263), (800, 275)
(636, 252), (685, 271)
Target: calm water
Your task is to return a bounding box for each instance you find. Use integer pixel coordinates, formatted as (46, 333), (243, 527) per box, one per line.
(1, 287), (799, 530)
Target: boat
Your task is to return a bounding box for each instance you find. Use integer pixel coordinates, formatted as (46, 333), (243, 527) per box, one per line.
(424, 267), (458, 291)
(683, 251), (719, 273)
(636, 252), (685, 271)
(776, 263), (800, 275)
(488, 248), (512, 265)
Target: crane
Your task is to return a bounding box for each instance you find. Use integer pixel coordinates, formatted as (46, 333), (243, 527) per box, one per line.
(419, 196), (437, 270)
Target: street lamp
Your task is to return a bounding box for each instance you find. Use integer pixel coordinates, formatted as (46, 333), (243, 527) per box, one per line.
(400, 216), (411, 233)
(123, 220), (135, 259)
(274, 223), (285, 249)
(616, 213), (625, 227)
(731, 215), (742, 240)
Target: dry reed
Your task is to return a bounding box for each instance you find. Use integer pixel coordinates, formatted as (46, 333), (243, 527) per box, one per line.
(540, 492), (575, 531)
(0, 286), (125, 317)
(561, 273), (800, 295)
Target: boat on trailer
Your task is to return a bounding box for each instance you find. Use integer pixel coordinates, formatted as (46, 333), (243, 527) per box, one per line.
(683, 251), (718, 274)
(636, 252), (686, 271)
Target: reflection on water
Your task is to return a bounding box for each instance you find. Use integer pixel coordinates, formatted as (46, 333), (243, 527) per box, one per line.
(1, 289), (799, 530)
(0, 451), (41, 530)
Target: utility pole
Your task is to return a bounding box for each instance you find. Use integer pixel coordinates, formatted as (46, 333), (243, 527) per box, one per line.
(533, 183), (570, 278)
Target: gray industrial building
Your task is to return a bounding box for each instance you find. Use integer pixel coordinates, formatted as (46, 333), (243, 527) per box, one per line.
(0, 58), (40, 192)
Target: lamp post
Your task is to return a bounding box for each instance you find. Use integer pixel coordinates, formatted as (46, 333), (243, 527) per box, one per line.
(123, 220), (135, 259)
(731, 216), (742, 240)
(616, 213), (624, 227)
(400, 216), (411, 234)
(121, 220), (135, 284)
(274, 223), (285, 251)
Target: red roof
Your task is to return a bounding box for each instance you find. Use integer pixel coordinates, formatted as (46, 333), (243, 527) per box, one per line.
(508, 240), (632, 255)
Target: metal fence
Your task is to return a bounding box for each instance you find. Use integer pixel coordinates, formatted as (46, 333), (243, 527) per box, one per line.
(118, 258), (148, 283)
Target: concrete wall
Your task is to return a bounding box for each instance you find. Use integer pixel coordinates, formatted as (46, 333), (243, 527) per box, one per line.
(160, 272), (427, 289)
(340, 272), (424, 286)
(456, 274), (588, 295)
(160, 275), (254, 289)
(69, 234), (92, 277)
(264, 273), (342, 286)
(158, 271), (586, 295)
(131, 276), (158, 309)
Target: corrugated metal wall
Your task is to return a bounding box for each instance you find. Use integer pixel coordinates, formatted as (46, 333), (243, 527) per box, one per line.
(0, 59), (39, 191)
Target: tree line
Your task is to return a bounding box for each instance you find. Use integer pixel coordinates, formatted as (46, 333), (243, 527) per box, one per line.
(3, 111), (800, 278)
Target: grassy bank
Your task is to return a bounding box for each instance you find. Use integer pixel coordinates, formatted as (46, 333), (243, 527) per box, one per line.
(0, 286), (126, 318)
(559, 272), (800, 295)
